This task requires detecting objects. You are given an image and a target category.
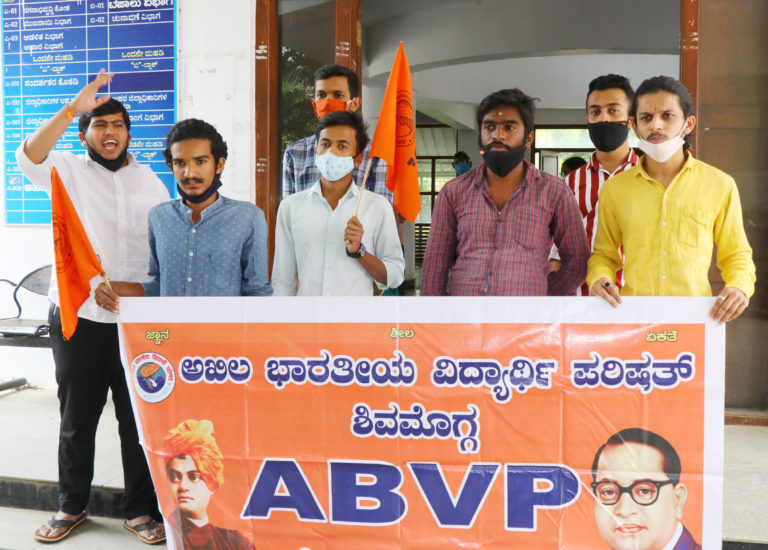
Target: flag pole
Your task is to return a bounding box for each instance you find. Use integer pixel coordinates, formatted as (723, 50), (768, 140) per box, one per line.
(353, 157), (373, 217)
(101, 273), (113, 290)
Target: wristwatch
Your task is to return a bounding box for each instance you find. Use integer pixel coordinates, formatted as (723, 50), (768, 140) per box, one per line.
(346, 242), (366, 259)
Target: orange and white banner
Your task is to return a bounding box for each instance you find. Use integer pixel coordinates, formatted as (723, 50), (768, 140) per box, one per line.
(118, 297), (723, 550)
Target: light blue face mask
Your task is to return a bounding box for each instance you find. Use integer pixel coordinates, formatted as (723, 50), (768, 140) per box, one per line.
(315, 151), (355, 182)
(454, 161), (471, 176)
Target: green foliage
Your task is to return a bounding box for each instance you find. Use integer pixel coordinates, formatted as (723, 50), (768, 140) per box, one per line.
(280, 46), (316, 157)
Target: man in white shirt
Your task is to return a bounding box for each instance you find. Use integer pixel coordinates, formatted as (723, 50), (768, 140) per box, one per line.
(15, 70), (168, 544)
(272, 111), (404, 296)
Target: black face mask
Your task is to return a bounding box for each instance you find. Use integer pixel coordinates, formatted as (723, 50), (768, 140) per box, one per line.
(86, 142), (128, 172)
(176, 173), (223, 205)
(587, 121), (629, 153)
(481, 143), (527, 177)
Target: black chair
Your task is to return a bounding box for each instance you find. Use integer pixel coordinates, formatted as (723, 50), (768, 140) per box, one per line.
(0, 265), (52, 337)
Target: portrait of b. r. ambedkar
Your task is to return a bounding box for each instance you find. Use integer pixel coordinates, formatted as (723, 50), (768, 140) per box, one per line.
(591, 428), (701, 550)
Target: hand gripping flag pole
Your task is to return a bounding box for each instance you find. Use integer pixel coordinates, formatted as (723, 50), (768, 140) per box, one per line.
(353, 42), (420, 223)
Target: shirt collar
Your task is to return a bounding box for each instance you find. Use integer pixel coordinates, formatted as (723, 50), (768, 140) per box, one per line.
(177, 192), (226, 219)
(588, 149), (640, 175)
(636, 149), (695, 183)
(474, 160), (534, 190)
(309, 179), (359, 201)
(660, 522), (684, 550)
(84, 150), (139, 169)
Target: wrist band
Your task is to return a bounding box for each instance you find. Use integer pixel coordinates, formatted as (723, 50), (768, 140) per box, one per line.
(65, 103), (74, 119)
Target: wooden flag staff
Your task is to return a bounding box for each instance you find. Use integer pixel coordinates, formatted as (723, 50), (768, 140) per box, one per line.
(353, 157), (373, 217)
(344, 158), (374, 248)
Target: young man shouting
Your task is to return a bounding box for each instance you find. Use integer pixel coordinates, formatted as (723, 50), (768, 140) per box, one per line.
(16, 70), (168, 545)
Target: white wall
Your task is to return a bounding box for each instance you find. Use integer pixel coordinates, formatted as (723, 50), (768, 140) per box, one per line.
(176, 0), (255, 203)
(0, 1), (255, 388)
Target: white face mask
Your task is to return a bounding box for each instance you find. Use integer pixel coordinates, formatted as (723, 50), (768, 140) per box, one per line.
(315, 151), (355, 182)
(638, 119), (689, 163)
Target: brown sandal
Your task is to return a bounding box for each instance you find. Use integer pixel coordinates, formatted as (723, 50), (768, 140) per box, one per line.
(34, 512), (87, 543)
(122, 518), (166, 545)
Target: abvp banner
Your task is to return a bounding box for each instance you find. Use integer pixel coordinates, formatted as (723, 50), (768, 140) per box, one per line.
(117, 297), (724, 549)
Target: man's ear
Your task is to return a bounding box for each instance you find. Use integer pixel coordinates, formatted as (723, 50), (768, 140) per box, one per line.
(673, 483), (688, 521)
(78, 132), (86, 147)
(347, 97), (361, 113)
(525, 131), (534, 148)
(683, 115), (697, 136)
(353, 151), (364, 168)
(216, 156), (226, 174)
(629, 117), (640, 138)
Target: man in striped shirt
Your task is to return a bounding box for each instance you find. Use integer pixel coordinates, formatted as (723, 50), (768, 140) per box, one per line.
(552, 74), (639, 294)
(421, 89), (589, 296)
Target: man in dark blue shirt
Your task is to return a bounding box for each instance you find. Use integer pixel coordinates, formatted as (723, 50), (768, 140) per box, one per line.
(97, 119), (272, 309)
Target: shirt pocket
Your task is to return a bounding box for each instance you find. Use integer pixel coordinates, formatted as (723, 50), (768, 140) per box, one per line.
(513, 207), (549, 251)
(678, 211), (708, 250)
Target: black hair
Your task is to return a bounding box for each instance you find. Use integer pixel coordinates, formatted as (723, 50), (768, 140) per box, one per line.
(561, 156), (587, 176)
(163, 118), (228, 165)
(313, 64), (359, 99)
(586, 74), (635, 111)
(314, 111), (369, 156)
(476, 88), (538, 146)
(633, 76), (695, 150)
(591, 428), (682, 485)
(453, 151), (471, 164)
(78, 98), (131, 133)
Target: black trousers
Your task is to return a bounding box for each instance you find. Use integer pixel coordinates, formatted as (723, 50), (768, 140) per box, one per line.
(49, 305), (159, 518)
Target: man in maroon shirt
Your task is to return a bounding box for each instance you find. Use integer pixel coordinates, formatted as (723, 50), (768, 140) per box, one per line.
(421, 88), (589, 296)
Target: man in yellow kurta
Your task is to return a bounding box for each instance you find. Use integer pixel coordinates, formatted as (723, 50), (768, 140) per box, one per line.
(587, 76), (755, 323)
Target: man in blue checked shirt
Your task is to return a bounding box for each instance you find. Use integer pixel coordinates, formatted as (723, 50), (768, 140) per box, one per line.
(282, 64), (392, 203)
(97, 118), (272, 309)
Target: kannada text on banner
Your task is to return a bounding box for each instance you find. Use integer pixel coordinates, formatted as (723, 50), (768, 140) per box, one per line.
(117, 297), (724, 550)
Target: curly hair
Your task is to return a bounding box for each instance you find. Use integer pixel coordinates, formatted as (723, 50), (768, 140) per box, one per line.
(163, 118), (228, 165)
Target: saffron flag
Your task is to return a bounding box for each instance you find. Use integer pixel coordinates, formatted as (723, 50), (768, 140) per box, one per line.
(50, 167), (105, 339)
(369, 42), (420, 222)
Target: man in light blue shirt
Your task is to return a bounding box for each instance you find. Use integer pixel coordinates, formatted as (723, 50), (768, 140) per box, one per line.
(97, 119), (272, 308)
(272, 111), (404, 296)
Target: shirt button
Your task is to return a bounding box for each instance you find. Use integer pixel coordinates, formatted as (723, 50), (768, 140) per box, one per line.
(662, 221), (667, 226)
(662, 250), (667, 255)
(191, 228), (197, 233)
(187, 277), (192, 282)
(661, 275), (666, 280)
(189, 252), (194, 257)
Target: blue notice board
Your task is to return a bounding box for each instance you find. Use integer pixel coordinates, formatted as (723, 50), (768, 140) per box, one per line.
(2, 0), (177, 225)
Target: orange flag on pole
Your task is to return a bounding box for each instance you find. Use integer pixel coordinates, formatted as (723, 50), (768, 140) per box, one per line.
(369, 42), (420, 223)
(50, 167), (106, 339)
